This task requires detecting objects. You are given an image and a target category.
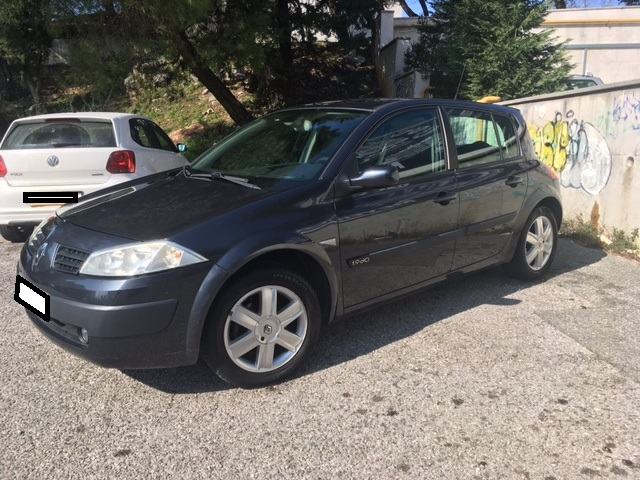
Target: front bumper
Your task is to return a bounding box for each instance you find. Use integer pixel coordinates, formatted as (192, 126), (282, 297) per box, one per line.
(18, 226), (212, 369)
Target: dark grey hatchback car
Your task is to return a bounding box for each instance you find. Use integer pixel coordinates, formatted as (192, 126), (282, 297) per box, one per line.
(15, 99), (562, 387)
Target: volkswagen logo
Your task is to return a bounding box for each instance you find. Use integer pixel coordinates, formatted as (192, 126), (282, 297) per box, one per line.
(46, 155), (60, 167)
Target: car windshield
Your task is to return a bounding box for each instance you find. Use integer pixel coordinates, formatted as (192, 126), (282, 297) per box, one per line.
(191, 109), (367, 186)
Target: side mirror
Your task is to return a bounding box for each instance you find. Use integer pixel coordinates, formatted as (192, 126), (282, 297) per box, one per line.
(177, 143), (188, 153)
(349, 165), (399, 190)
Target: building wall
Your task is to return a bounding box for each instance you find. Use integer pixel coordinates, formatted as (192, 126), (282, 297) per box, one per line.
(542, 6), (640, 83)
(502, 81), (640, 233)
(376, 13), (429, 98)
(385, 4), (640, 86)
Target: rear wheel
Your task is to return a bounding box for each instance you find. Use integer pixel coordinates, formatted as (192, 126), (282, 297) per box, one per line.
(201, 268), (321, 388)
(0, 225), (33, 243)
(504, 207), (558, 280)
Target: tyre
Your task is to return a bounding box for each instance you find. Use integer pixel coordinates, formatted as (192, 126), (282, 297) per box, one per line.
(0, 225), (33, 243)
(504, 206), (558, 280)
(201, 267), (322, 388)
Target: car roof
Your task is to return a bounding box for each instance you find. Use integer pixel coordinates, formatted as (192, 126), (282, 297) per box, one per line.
(296, 98), (521, 116)
(11, 112), (140, 123)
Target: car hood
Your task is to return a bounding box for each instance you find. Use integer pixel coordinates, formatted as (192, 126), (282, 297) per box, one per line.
(59, 172), (275, 241)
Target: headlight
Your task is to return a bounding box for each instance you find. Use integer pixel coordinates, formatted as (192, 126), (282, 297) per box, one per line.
(79, 241), (206, 277)
(28, 216), (54, 251)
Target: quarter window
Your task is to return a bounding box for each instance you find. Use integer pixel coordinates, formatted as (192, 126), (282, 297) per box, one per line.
(150, 122), (178, 152)
(129, 118), (177, 152)
(355, 109), (446, 180)
(447, 109), (501, 168)
(493, 115), (520, 159)
(129, 119), (155, 148)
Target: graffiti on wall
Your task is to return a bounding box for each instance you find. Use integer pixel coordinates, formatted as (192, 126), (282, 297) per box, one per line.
(528, 110), (612, 196)
(612, 94), (640, 131)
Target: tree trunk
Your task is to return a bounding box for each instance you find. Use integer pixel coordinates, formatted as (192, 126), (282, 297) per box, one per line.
(276, 0), (293, 72)
(398, 0), (418, 17)
(417, 0), (429, 16)
(175, 31), (253, 126)
(24, 74), (42, 114)
(275, 0), (294, 101)
(367, 13), (379, 66)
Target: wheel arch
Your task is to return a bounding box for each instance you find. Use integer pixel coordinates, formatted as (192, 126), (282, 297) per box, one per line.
(536, 196), (563, 229)
(185, 241), (339, 360)
(221, 247), (336, 326)
(503, 188), (563, 263)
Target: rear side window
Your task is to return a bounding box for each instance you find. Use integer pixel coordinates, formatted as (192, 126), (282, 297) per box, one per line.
(446, 109), (501, 168)
(355, 109), (446, 180)
(493, 115), (520, 160)
(1, 120), (116, 149)
(129, 118), (176, 152)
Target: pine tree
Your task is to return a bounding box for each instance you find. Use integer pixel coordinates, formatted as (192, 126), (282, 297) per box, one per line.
(406, 0), (572, 100)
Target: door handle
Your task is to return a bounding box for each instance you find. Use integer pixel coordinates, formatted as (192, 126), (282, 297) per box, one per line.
(505, 176), (525, 188)
(434, 192), (457, 205)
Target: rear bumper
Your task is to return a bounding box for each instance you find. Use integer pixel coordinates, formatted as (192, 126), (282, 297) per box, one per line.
(0, 177), (133, 226)
(18, 246), (212, 369)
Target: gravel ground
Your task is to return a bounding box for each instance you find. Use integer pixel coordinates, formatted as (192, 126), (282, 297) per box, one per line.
(1, 237), (639, 479)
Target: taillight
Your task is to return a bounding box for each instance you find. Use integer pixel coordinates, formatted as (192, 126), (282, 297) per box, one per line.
(106, 150), (136, 174)
(0, 155), (7, 177)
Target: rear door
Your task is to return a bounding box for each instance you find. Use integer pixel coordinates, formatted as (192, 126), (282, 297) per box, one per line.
(445, 108), (529, 269)
(336, 108), (459, 308)
(0, 119), (118, 187)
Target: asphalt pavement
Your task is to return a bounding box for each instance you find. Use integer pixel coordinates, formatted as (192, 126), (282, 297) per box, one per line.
(1, 237), (639, 479)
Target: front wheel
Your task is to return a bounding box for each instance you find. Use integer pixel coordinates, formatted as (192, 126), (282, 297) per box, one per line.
(0, 225), (33, 243)
(201, 268), (322, 388)
(504, 207), (558, 280)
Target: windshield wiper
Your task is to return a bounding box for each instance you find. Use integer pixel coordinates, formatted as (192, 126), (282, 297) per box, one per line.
(182, 164), (261, 190)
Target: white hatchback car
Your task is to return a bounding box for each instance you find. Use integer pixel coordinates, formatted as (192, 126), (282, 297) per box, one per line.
(0, 112), (189, 242)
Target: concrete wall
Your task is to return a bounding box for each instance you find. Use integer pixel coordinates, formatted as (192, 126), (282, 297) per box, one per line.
(542, 7), (640, 83)
(501, 80), (640, 233)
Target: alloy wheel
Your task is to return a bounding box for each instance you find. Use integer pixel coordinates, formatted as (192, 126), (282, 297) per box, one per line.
(223, 285), (308, 373)
(525, 215), (554, 271)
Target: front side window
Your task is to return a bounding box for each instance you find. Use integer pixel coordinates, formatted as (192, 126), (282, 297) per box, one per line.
(1, 120), (116, 149)
(192, 109), (367, 185)
(355, 109), (446, 179)
(447, 109), (501, 168)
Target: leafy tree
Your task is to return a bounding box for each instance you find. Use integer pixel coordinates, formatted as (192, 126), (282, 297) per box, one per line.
(406, 0), (572, 100)
(119, 0), (259, 125)
(0, 0), (52, 110)
(57, 0), (262, 124)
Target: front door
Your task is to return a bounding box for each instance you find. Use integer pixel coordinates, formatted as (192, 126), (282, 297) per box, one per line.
(444, 108), (529, 269)
(335, 108), (459, 308)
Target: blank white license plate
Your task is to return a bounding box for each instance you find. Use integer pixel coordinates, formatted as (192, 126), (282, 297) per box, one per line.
(14, 275), (50, 321)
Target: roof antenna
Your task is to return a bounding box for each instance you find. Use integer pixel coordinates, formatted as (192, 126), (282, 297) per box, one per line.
(453, 63), (466, 100)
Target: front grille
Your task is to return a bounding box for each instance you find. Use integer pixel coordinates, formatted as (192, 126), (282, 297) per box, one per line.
(54, 246), (90, 274)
